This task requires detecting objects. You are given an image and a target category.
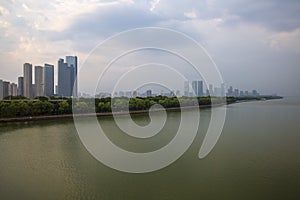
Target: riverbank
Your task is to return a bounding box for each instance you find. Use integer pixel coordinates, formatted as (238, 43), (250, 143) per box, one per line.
(0, 103), (227, 123)
(0, 95), (283, 123)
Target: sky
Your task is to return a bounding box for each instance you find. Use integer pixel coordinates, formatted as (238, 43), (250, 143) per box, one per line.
(0, 0), (300, 96)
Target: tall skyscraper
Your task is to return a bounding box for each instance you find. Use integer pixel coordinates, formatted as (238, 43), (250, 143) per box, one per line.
(197, 81), (203, 97)
(9, 83), (17, 96)
(66, 56), (78, 97)
(58, 58), (71, 97)
(3, 81), (10, 98)
(18, 76), (24, 96)
(23, 63), (32, 98)
(58, 56), (78, 97)
(209, 84), (214, 96)
(35, 66), (44, 97)
(0, 79), (3, 100)
(184, 81), (189, 96)
(44, 64), (54, 97)
(191, 80), (203, 97)
(221, 83), (225, 97)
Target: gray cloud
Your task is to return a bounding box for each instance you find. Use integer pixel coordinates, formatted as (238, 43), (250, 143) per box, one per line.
(0, 0), (300, 96)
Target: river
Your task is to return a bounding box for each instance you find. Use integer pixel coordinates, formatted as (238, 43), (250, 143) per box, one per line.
(0, 98), (299, 199)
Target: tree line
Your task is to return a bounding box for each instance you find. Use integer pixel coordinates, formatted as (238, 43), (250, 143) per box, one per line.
(0, 95), (260, 118)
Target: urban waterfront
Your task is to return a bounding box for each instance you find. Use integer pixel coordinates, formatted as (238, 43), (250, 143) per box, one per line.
(0, 98), (299, 199)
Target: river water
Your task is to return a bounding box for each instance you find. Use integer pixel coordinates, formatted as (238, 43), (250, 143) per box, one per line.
(0, 98), (299, 199)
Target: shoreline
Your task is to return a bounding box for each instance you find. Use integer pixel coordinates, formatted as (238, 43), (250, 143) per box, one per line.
(0, 103), (226, 123)
(0, 96), (282, 123)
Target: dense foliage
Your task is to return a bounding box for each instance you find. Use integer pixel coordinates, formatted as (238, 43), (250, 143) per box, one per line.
(0, 95), (281, 118)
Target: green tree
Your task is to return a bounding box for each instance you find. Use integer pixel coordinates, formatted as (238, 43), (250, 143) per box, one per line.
(58, 101), (71, 114)
(74, 102), (89, 113)
(98, 102), (111, 112)
(32, 101), (54, 116)
(15, 101), (30, 117)
(0, 102), (10, 117)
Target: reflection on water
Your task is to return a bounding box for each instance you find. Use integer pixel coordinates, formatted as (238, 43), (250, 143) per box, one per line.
(0, 99), (299, 199)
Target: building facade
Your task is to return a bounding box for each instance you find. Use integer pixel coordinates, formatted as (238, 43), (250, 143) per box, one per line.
(3, 81), (10, 98)
(66, 56), (78, 97)
(10, 83), (17, 96)
(44, 64), (54, 97)
(0, 80), (3, 100)
(18, 76), (24, 96)
(23, 63), (32, 98)
(58, 56), (78, 97)
(35, 66), (44, 97)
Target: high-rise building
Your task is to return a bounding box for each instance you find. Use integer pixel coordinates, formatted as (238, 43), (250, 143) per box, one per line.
(58, 58), (71, 97)
(234, 89), (239, 97)
(214, 87), (221, 96)
(227, 86), (233, 96)
(192, 81), (197, 97)
(209, 84), (214, 96)
(191, 80), (203, 97)
(3, 81), (10, 98)
(0, 79), (3, 100)
(35, 66), (44, 97)
(58, 56), (78, 97)
(9, 83), (17, 96)
(23, 63), (32, 98)
(221, 83), (225, 97)
(18, 76), (24, 96)
(184, 81), (189, 96)
(44, 64), (54, 97)
(66, 56), (78, 97)
(197, 81), (203, 97)
(146, 90), (152, 97)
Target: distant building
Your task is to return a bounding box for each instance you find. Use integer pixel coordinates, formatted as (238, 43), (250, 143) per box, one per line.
(10, 83), (17, 96)
(119, 91), (125, 97)
(132, 91), (137, 98)
(234, 89), (239, 97)
(58, 58), (71, 97)
(227, 86), (233, 96)
(58, 56), (78, 97)
(184, 81), (189, 96)
(214, 87), (221, 96)
(252, 90), (259, 97)
(66, 56), (78, 97)
(18, 76), (24, 96)
(35, 66), (44, 97)
(146, 90), (152, 97)
(221, 83), (226, 96)
(240, 91), (244, 97)
(191, 80), (203, 97)
(23, 63), (33, 98)
(32, 84), (36, 98)
(3, 81), (10, 98)
(197, 81), (204, 96)
(125, 91), (132, 98)
(206, 89), (210, 96)
(44, 64), (54, 97)
(209, 84), (214, 96)
(0, 80), (3, 100)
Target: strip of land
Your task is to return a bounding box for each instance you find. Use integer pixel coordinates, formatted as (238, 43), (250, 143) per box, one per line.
(0, 96), (282, 123)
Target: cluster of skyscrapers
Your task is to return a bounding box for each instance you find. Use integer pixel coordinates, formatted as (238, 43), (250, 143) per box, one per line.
(0, 56), (77, 100)
(184, 80), (259, 97)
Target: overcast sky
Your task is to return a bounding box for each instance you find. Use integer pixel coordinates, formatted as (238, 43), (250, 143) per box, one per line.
(0, 0), (299, 96)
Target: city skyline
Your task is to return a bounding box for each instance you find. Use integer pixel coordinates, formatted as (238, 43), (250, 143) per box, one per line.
(0, 55), (78, 99)
(0, 62), (265, 99)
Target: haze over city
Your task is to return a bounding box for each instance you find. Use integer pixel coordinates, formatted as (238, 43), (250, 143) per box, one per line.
(0, 0), (300, 96)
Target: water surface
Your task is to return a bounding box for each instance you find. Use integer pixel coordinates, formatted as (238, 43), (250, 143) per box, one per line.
(0, 99), (299, 199)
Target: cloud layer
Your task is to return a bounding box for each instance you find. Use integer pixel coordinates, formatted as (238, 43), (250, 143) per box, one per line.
(0, 0), (299, 96)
